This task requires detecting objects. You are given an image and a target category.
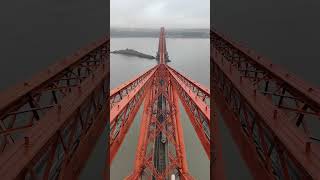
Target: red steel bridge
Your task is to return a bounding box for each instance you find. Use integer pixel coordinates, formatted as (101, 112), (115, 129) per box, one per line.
(0, 27), (319, 180)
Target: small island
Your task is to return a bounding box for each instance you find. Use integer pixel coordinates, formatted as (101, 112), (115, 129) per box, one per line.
(111, 48), (155, 59)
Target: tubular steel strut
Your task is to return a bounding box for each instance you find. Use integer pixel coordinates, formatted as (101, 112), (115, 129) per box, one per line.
(0, 38), (109, 180)
(212, 29), (320, 180)
(6, 25), (318, 180)
(110, 27), (223, 180)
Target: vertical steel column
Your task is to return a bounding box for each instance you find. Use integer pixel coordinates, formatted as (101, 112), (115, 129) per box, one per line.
(172, 86), (191, 179)
(124, 88), (153, 180)
(125, 28), (194, 180)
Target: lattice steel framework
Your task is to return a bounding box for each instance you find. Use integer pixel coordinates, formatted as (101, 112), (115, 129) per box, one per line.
(1, 25), (317, 180)
(109, 27), (217, 180)
(212, 29), (320, 180)
(0, 38), (109, 180)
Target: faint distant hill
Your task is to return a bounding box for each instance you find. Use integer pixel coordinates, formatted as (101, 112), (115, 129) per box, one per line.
(111, 27), (209, 38)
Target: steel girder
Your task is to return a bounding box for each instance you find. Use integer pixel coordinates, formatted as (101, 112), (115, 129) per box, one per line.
(0, 38), (108, 153)
(110, 66), (158, 109)
(112, 27), (220, 179)
(124, 27), (194, 179)
(212, 29), (320, 180)
(168, 65), (226, 179)
(0, 59), (108, 180)
(158, 27), (166, 64)
(167, 66), (210, 158)
(166, 65), (210, 106)
(125, 64), (194, 180)
(124, 88), (153, 180)
(212, 30), (320, 137)
(109, 66), (158, 164)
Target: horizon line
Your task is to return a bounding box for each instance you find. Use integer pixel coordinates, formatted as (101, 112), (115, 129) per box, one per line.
(110, 26), (209, 29)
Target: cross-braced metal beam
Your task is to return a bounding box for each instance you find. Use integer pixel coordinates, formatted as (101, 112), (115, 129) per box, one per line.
(0, 38), (108, 154)
(0, 37), (109, 180)
(109, 65), (158, 163)
(113, 27), (221, 180)
(125, 64), (194, 180)
(212, 29), (320, 180)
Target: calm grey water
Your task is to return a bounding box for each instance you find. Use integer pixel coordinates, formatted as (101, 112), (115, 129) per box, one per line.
(109, 38), (210, 179)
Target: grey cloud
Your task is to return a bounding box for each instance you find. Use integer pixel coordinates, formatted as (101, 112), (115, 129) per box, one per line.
(111, 0), (209, 28)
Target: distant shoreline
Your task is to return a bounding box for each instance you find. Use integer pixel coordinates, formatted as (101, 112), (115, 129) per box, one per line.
(111, 28), (209, 38)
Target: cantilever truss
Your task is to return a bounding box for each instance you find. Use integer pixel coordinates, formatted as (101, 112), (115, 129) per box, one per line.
(109, 63), (216, 179)
(109, 27), (223, 180)
(0, 38), (109, 180)
(0, 24), (318, 180)
(212, 29), (320, 180)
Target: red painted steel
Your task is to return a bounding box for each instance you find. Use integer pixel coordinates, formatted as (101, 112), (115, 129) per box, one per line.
(109, 27), (221, 180)
(172, 85), (194, 180)
(167, 66), (210, 157)
(167, 64), (226, 179)
(158, 27), (165, 64)
(0, 38), (108, 180)
(123, 28), (208, 179)
(209, 60), (226, 180)
(0, 26), (212, 180)
(124, 88), (153, 180)
(210, 98), (226, 180)
(212, 29), (320, 180)
(3, 24), (318, 180)
(110, 65), (157, 109)
(0, 54), (107, 180)
(167, 65), (210, 106)
(0, 26), (213, 180)
(125, 64), (194, 179)
(0, 38), (108, 154)
(109, 66), (157, 163)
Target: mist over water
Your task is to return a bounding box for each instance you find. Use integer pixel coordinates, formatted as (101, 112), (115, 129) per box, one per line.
(109, 37), (210, 179)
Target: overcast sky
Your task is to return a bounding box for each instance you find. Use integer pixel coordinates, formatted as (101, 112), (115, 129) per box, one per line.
(111, 0), (209, 28)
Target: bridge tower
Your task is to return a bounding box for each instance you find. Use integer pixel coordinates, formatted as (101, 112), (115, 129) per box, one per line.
(109, 27), (218, 179)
